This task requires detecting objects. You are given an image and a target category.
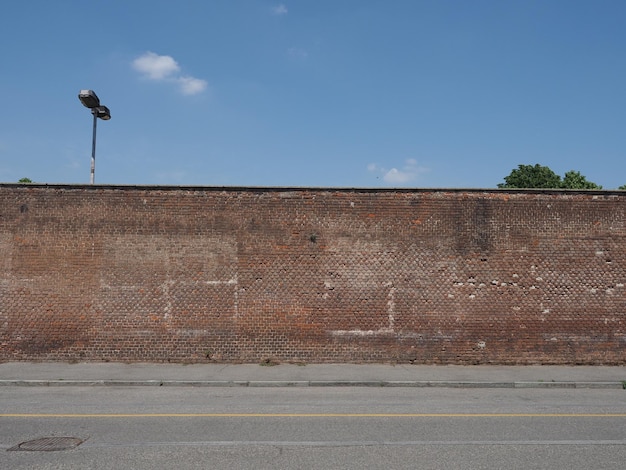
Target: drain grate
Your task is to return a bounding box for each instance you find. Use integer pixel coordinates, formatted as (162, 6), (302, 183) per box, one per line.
(8, 437), (84, 452)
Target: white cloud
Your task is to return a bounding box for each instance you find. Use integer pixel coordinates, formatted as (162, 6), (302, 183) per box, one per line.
(368, 158), (429, 185)
(132, 52), (180, 80)
(177, 76), (208, 95)
(384, 168), (414, 184)
(272, 4), (288, 15)
(132, 52), (207, 95)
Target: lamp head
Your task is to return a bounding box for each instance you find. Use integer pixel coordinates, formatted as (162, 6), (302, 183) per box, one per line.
(93, 106), (111, 120)
(78, 89), (100, 108)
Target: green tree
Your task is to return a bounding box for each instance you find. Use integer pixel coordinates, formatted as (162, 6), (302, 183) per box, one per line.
(497, 164), (562, 188)
(619, 185), (626, 190)
(560, 171), (602, 189)
(18, 177), (32, 183)
(499, 165), (602, 189)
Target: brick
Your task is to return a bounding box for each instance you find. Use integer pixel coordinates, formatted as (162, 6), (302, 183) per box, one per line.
(0, 185), (624, 364)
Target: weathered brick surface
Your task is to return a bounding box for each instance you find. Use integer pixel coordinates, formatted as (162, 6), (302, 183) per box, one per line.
(1, 184), (624, 364)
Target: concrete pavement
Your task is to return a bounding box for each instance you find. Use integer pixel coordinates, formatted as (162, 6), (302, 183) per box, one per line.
(0, 362), (625, 388)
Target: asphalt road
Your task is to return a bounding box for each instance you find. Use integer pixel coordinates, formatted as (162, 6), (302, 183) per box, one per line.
(2, 387), (626, 469)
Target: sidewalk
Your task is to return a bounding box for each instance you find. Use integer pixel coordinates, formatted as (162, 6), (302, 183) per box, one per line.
(0, 362), (624, 388)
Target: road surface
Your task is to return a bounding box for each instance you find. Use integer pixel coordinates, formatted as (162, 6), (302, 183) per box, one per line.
(2, 386), (626, 469)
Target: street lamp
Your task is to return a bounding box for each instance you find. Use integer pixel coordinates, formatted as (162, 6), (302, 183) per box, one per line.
(78, 90), (111, 184)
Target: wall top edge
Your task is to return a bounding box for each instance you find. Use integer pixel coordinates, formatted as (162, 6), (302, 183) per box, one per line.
(0, 183), (623, 196)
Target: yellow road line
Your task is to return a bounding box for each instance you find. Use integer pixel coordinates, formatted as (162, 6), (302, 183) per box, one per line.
(2, 413), (626, 418)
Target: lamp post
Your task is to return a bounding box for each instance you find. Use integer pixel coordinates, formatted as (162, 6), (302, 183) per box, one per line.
(78, 90), (111, 184)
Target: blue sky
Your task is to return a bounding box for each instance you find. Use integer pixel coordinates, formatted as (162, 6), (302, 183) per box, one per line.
(1, 1), (625, 188)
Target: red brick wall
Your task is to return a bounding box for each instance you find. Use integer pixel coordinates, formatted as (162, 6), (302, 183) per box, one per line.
(1, 184), (625, 364)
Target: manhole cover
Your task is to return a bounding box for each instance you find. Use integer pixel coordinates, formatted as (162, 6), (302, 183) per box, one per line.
(8, 437), (83, 452)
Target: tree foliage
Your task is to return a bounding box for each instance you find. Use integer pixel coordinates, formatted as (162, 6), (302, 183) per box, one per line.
(18, 177), (32, 183)
(497, 164), (562, 189)
(561, 171), (602, 189)
(498, 164), (602, 189)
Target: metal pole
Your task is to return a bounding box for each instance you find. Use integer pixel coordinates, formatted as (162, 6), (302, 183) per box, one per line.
(90, 110), (97, 184)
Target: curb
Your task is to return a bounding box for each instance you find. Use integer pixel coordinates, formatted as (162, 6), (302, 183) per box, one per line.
(0, 380), (624, 389)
